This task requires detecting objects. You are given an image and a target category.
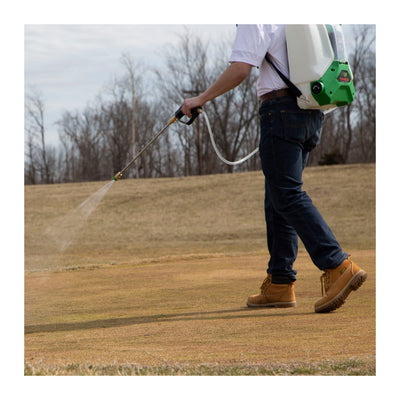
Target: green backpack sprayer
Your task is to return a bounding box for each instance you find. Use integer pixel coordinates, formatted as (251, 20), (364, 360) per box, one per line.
(267, 24), (355, 111)
(113, 24), (355, 181)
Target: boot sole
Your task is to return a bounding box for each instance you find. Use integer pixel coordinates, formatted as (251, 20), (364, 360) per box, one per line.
(315, 270), (367, 313)
(247, 301), (296, 308)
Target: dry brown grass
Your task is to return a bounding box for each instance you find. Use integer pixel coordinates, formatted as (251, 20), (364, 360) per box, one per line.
(24, 164), (375, 375)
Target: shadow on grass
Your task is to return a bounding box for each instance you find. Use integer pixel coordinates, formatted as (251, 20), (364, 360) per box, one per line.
(25, 307), (314, 334)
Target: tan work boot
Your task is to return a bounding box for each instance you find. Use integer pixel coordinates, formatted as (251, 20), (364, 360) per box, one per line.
(315, 256), (367, 313)
(247, 274), (296, 308)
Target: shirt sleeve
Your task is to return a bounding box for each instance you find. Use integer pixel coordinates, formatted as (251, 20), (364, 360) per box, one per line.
(229, 25), (272, 68)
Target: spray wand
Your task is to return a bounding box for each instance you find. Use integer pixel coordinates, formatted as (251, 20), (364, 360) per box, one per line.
(112, 106), (201, 181)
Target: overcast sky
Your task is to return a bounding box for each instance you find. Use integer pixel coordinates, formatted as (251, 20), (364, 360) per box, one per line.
(25, 24), (237, 146)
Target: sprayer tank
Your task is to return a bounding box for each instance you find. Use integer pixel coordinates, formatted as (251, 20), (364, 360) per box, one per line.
(287, 25), (334, 83)
(285, 24), (354, 111)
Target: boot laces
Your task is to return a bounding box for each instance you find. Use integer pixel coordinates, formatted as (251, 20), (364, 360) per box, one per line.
(260, 275), (272, 293)
(320, 271), (331, 296)
(320, 256), (352, 296)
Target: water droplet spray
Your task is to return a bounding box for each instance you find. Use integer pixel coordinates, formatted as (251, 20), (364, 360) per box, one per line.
(46, 180), (114, 252)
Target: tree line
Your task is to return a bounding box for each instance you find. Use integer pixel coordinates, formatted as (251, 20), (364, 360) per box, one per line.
(25, 25), (375, 184)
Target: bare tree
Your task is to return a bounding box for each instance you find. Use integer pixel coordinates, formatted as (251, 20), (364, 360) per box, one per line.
(308, 24), (376, 166)
(97, 82), (132, 179)
(342, 25), (375, 163)
(206, 58), (259, 173)
(348, 25), (376, 163)
(24, 129), (38, 184)
(57, 106), (104, 182)
(156, 29), (259, 175)
(25, 88), (54, 183)
(120, 53), (145, 178)
(155, 29), (210, 176)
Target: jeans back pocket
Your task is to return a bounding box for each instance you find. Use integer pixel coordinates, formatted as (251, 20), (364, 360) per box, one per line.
(280, 110), (311, 144)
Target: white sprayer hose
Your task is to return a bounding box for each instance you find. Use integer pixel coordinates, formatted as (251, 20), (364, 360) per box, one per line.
(201, 109), (259, 166)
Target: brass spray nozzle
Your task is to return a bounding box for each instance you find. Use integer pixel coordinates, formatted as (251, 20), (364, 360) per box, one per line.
(112, 171), (123, 181)
(168, 115), (178, 125)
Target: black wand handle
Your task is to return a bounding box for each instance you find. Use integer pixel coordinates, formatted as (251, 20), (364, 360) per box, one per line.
(174, 106), (202, 125)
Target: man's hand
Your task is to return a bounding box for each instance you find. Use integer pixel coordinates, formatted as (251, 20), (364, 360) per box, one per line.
(181, 95), (206, 118)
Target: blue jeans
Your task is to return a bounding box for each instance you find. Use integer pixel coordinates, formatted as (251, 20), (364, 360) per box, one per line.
(259, 96), (347, 284)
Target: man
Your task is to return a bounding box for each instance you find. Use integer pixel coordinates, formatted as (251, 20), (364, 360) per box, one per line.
(181, 24), (367, 313)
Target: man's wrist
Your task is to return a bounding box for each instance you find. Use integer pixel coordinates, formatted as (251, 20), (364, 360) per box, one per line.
(198, 93), (208, 106)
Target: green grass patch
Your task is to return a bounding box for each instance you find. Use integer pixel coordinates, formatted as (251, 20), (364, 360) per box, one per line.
(24, 358), (375, 376)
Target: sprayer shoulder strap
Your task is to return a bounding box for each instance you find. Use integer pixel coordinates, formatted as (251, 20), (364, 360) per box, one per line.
(265, 53), (302, 98)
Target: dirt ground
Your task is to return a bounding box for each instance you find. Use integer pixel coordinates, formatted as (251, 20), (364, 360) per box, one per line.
(25, 250), (375, 373)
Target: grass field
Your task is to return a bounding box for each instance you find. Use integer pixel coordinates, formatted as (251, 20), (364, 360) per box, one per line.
(24, 164), (375, 376)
